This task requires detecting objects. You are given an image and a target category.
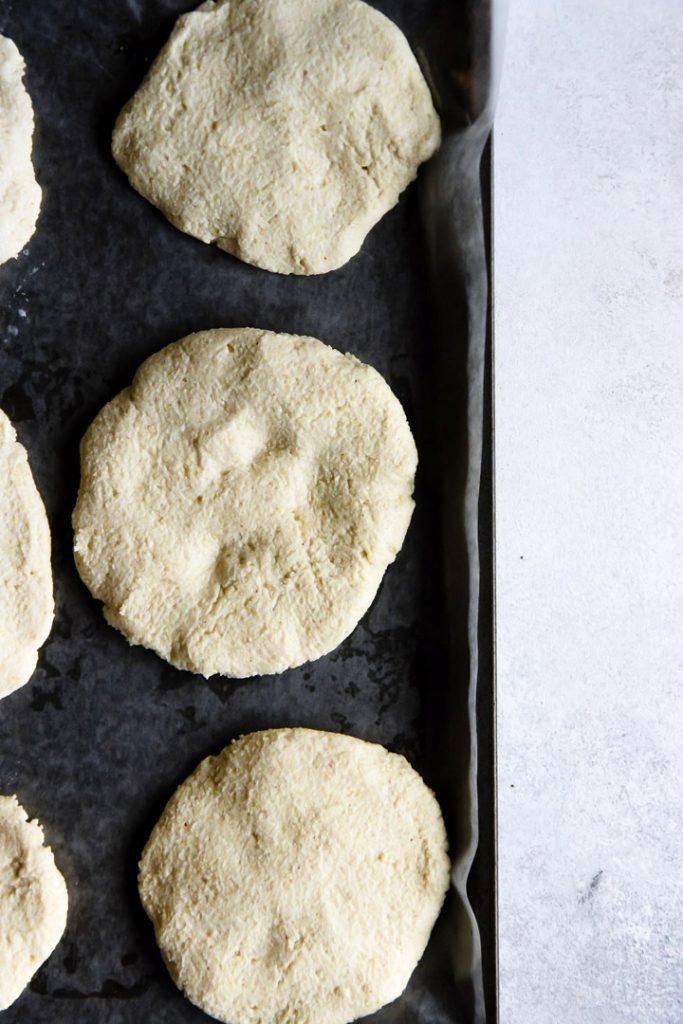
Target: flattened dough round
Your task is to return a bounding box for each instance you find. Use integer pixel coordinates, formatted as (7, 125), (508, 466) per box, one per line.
(112, 0), (440, 275)
(0, 796), (68, 1011)
(139, 728), (450, 1024)
(73, 328), (417, 678)
(0, 36), (41, 265)
(0, 410), (53, 699)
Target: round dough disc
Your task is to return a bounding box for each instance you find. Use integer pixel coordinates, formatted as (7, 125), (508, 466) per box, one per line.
(139, 728), (450, 1024)
(0, 796), (68, 1011)
(112, 0), (440, 275)
(0, 409), (53, 699)
(0, 35), (41, 265)
(73, 328), (417, 678)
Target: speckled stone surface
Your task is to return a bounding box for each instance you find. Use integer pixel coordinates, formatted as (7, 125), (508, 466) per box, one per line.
(495, 2), (683, 1022)
(0, 3), (495, 1022)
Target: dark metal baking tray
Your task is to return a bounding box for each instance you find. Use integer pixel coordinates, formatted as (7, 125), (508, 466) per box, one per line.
(0, 2), (501, 1022)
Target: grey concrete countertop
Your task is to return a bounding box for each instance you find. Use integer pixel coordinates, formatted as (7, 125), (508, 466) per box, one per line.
(494, 1), (683, 1022)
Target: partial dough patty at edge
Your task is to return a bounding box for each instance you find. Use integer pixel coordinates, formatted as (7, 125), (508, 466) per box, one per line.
(139, 728), (450, 1024)
(0, 408), (54, 700)
(112, 0), (440, 275)
(0, 796), (68, 1011)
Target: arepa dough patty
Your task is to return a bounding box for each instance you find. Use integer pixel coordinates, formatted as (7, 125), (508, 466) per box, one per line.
(0, 35), (42, 265)
(0, 796), (68, 1011)
(72, 328), (417, 677)
(139, 728), (450, 1024)
(112, 0), (440, 275)
(0, 409), (54, 699)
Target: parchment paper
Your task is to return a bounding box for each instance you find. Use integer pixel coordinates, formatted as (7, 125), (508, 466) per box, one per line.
(0, 2), (504, 1021)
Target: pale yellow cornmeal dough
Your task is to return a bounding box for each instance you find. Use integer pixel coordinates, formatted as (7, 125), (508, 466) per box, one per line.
(139, 728), (450, 1024)
(112, 0), (440, 275)
(73, 328), (417, 678)
(0, 35), (41, 265)
(0, 796), (68, 1011)
(0, 409), (54, 699)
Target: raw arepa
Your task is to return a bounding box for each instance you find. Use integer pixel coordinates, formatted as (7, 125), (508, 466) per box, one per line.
(72, 328), (417, 678)
(138, 728), (450, 1024)
(0, 409), (53, 699)
(0, 35), (41, 265)
(0, 796), (68, 1011)
(112, 0), (441, 274)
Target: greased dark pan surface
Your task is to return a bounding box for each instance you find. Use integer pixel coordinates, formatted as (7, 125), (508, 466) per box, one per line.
(0, 2), (497, 1022)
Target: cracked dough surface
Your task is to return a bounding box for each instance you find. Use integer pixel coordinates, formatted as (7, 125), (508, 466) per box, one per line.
(0, 796), (68, 1011)
(139, 728), (450, 1024)
(73, 328), (417, 678)
(112, 0), (440, 275)
(0, 409), (53, 700)
(0, 35), (41, 265)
